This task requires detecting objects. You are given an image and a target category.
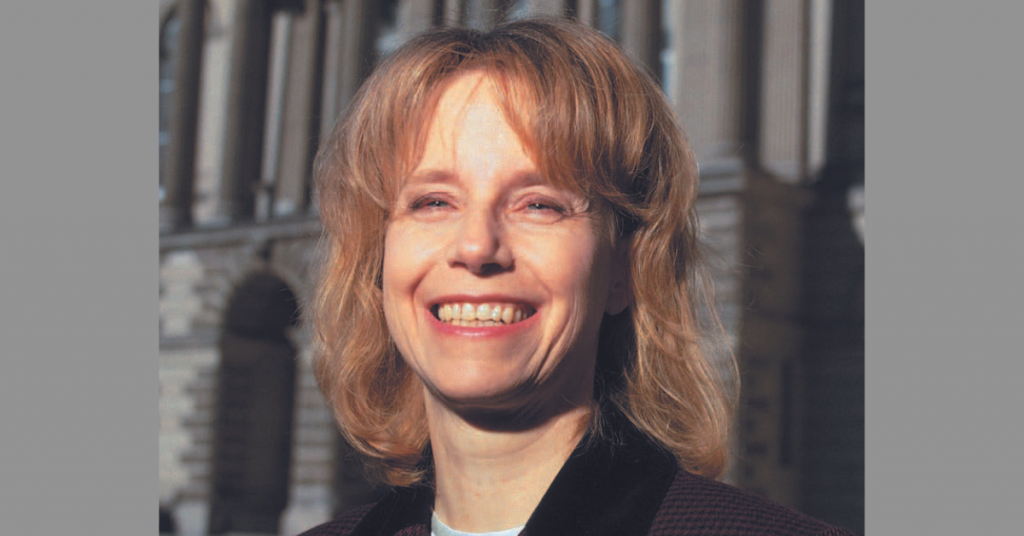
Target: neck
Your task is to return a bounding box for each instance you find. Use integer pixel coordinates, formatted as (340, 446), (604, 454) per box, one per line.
(425, 389), (591, 533)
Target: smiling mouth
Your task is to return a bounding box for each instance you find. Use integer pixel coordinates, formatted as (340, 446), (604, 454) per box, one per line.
(431, 302), (536, 327)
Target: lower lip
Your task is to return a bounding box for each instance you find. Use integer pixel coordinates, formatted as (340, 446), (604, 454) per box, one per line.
(428, 309), (538, 338)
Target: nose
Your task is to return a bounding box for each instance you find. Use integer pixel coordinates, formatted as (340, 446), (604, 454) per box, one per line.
(447, 209), (513, 275)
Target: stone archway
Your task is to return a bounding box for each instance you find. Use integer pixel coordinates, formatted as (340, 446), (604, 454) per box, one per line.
(208, 271), (300, 535)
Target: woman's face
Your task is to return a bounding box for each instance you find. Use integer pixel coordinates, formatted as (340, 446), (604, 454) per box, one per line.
(382, 72), (627, 415)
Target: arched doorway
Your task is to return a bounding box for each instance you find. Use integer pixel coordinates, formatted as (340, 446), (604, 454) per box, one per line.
(208, 271), (300, 534)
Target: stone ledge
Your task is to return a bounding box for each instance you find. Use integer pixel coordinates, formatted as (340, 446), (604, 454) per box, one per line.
(160, 216), (322, 252)
(160, 331), (219, 351)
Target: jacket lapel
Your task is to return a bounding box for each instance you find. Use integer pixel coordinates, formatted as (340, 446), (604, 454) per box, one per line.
(348, 484), (433, 536)
(522, 431), (677, 536)
(347, 428), (677, 536)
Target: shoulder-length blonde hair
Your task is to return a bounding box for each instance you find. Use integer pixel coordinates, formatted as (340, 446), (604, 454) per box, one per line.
(313, 18), (737, 487)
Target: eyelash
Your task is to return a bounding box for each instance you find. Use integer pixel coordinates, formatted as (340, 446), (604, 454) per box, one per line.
(406, 195), (569, 217)
(524, 200), (566, 214)
(409, 195), (451, 210)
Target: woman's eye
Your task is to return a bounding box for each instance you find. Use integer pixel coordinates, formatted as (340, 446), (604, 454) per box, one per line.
(411, 197), (450, 210)
(523, 197), (568, 214)
(527, 202), (561, 212)
(518, 198), (568, 222)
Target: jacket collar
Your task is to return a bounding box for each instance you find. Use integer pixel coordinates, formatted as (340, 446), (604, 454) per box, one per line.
(349, 425), (678, 536)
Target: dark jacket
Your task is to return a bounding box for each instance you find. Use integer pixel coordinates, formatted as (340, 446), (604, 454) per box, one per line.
(299, 430), (857, 536)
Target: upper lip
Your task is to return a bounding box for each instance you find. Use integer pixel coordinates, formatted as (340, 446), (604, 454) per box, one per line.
(427, 293), (540, 309)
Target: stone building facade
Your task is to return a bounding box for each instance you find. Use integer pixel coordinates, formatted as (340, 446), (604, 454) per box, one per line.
(158, 1), (864, 534)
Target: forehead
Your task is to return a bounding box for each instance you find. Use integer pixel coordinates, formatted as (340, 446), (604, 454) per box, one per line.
(433, 71), (500, 119)
(391, 69), (589, 201)
(411, 72), (536, 177)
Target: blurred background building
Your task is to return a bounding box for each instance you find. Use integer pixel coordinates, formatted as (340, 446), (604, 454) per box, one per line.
(158, 0), (863, 534)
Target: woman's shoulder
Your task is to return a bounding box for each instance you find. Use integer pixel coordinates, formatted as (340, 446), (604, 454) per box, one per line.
(652, 470), (858, 536)
(294, 504), (377, 536)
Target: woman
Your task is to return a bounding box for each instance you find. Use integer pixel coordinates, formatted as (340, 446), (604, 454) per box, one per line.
(304, 18), (854, 536)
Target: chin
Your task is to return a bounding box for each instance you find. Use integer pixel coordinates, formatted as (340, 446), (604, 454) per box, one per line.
(427, 372), (527, 407)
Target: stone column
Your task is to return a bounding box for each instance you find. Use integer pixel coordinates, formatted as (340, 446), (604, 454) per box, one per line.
(758, 0), (805, 183)
(510, 0), (564, 18)
(665, 0), (744, 169)
(317, 0), (373, 212)
(257, 11), (294, 221)
(274, 0), (326, 217)
(162, 0), (205, 232)
(574, 0), (597, 26)
(318, 1), (344, 135)
(805, 0), (833, 180)
(325, 0), (377, 117)
(443, 0), (465, 27)
(219, 0), (273, 222)
(399, 0), (440, 35)
(465, 0), (507, 29)
(619, 0), (661, 77)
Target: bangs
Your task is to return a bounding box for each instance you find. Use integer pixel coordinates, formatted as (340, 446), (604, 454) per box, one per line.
(485, 67), (597, 199)
(340, 23), (650, 231)
(371, 63), (602, 209)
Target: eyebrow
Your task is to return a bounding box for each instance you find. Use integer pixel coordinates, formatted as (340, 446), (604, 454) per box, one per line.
(403, 168), (548, 188)
(403, 169), (457, 187)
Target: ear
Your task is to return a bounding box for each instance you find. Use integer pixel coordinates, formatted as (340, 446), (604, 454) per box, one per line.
(605, 238), (632, 315)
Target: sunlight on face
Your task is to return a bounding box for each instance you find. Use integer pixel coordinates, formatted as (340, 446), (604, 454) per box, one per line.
(381, 72), (627, 416)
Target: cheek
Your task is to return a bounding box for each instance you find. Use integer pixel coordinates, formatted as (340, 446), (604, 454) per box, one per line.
(564, 237), (610, 294)
(382, 225), (422, 288)
(529, 231), (613, 315)
(381, 231), (419, 364)
(381, 224), (447, 311)
(381, 229), (414, 326)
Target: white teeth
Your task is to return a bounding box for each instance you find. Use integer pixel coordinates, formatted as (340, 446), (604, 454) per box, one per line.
(434, 302), (532, 325)
(477, 304), (491, 320)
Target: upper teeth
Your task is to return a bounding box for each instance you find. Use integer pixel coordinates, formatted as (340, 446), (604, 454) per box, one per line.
(436, 303), (530, 325)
